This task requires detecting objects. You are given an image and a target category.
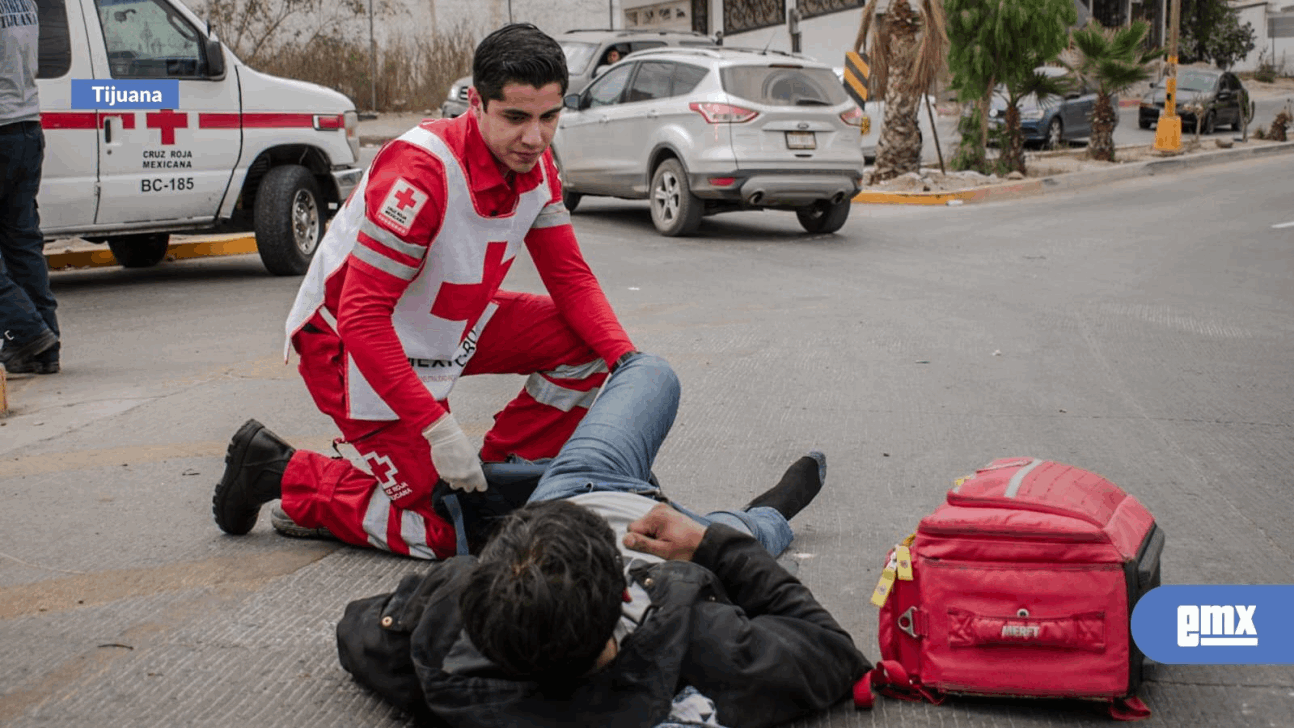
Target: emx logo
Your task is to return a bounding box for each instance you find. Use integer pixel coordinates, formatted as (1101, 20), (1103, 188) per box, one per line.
(1132, 585), (1293, 664)
(1177, 605), (1257, 646)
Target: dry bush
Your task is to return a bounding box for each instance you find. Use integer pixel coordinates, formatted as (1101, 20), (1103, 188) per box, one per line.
(259, 27), (476, 112)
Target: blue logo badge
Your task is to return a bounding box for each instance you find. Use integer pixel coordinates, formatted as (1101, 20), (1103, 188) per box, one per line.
(1131, 585), (1294, 664)
(71, 80), (179, 110)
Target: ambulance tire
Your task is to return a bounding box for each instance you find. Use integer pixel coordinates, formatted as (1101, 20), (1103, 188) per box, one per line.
(108, 233), (170, 268)
(255, 165), (323, 276)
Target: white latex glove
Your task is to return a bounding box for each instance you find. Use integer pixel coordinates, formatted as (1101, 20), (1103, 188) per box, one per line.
(422, 413), (488, 492)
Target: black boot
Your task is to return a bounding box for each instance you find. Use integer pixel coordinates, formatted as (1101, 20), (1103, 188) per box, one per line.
(744, 451), (826, 521)
(212, 419), (296, 535)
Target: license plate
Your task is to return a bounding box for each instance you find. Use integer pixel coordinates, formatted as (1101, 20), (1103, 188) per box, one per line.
(785, 131), (816, 150)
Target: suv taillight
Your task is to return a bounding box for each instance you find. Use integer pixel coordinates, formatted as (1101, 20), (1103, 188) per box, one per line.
(689, 102), (758, 124)
(343, 110), (360, 160)
(840, 105), (865, 126)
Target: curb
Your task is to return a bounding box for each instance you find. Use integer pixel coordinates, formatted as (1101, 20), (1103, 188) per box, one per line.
(46, 234), (258, 271)
(853, 140), (1294, 206)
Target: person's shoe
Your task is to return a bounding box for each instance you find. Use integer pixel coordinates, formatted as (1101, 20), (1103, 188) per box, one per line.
(212, 419), (296, 535)
(270, 504), (336, 541)
(0, 329), (59, 366)
(744, 451), (827, 521)
(4, 357), (59, 375)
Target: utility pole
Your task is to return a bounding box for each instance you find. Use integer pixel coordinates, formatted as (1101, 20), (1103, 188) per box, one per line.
(369, 0), (376, 112)
(1153, 0), (1182, 152)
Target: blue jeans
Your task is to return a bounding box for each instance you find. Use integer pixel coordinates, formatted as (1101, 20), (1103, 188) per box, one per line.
(529, 353), (794, 556)
(0, 121), (58, 360)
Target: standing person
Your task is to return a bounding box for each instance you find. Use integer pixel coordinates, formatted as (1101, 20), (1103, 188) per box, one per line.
(1, 0), (60, 375)
(335, 353), (870, 727)
(212, 23), (637, 559)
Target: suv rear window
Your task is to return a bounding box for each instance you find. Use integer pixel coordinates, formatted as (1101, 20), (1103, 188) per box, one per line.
(720, 65), (849, 107)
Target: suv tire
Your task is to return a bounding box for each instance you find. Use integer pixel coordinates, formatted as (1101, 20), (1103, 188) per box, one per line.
(255, 164), (323, 276)
(796, 199), (851, 234)
(650, 159), (702, 237)
(108, 233), (170, 268)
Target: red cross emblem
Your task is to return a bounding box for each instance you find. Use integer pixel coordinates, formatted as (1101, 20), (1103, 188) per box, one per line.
(430, 242), (514, 341)
(394, 187), (418, 210)
(146, 109), (188, 145)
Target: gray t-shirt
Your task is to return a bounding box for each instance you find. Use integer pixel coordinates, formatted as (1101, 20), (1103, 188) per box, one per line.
(0, 0), (41, 124)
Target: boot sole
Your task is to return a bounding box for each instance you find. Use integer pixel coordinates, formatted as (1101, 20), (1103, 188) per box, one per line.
(270, 505), (337, 541)
(212, 419), (266, 535)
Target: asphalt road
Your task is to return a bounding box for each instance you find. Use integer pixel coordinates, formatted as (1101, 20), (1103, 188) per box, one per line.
(2, 154), (1292, 726)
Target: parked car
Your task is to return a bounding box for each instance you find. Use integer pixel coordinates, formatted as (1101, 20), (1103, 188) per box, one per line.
(1138, 68), (1250, 133)
(440, 28), (716, 118)
(986, 66), (1114, 149)
(552, 47), (866, 236)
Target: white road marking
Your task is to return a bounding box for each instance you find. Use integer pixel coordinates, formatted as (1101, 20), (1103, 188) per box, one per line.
(1273, 221), (1294, 229)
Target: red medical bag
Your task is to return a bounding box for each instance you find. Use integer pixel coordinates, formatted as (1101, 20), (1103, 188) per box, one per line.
(858, 458), (1164, 720)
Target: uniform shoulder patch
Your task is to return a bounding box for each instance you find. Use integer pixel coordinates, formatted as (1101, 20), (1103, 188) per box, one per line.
(374, 177), (429, 236)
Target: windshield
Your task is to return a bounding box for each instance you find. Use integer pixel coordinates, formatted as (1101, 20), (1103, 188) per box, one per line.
(1158, 71), (1217, 92)
(721, 65), (849, 106)
(560, 41), (599, 76)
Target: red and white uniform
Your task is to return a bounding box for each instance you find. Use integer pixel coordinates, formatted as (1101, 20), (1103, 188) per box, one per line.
(278, 112), (635, 559)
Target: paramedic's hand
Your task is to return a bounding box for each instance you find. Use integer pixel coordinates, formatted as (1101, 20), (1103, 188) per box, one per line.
(423, 413), (488, 492)
(625, 504), (705, 562)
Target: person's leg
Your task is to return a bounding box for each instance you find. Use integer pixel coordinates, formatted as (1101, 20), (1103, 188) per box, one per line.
(276, 326), (455, 558)
(674, 452), (827, 557)
(463, 291), (608, 463)
(528, 352), (679, 502)
(0, 123), (57, 361)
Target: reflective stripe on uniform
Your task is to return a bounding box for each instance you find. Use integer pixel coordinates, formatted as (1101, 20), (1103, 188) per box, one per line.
(525, 373), (599, 412)
(400, 510), (438, 560)
(546, 358), (608, 380)
(352, 243), (419, 280)
(362, 488), (393, 551)
(360, 218), (429, 260)
(532, 201), (571, 229)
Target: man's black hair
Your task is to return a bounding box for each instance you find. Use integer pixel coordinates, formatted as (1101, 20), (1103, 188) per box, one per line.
(461, 499), (626, 683)
(473, 23), (569, 109)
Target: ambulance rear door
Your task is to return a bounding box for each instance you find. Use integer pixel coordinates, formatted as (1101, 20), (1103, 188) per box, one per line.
(86, 0), (240, 227)
(34, 0), (98, 232)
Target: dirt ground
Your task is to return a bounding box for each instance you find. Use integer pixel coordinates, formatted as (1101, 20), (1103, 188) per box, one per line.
(864, 136), (1288, 193)
(867, 73), (1294, 194)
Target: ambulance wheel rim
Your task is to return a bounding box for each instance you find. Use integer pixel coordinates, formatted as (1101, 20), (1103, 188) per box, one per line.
(292, 189), (320, 255)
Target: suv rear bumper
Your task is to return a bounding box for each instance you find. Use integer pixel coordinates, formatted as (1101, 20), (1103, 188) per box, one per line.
(691, 170), (861, 207)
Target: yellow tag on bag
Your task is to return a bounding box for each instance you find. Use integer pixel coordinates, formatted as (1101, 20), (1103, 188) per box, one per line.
(870, 551), (898, 607)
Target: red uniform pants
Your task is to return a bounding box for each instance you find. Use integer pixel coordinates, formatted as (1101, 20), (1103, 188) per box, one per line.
(280, 291), (608, 558)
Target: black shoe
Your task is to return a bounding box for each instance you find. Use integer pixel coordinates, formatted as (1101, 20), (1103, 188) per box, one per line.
(4, 357), (59, 375)
(270, 504), (336, 540)
(745, 451), (826, 521)
(0, 329), (59, 366)
(212, 419), (296, 535)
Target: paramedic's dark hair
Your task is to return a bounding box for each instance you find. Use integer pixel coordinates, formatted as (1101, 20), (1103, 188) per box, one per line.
(460, 499), (625, 684)
(473, 23), (569, 108)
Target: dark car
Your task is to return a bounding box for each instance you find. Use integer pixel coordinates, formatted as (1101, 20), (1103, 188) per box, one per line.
(1138, 69), (1251, 133)
(986, 66), (1114, 149)
(440, 28), (717, 118)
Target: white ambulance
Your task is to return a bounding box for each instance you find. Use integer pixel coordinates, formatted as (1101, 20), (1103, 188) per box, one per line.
(34, 0), (363, 275)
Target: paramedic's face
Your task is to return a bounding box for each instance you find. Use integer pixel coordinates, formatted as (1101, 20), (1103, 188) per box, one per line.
(471, 82), (563, 174)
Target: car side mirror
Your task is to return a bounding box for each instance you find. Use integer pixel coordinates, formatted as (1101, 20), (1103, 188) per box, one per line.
(564, 93), (583, 111)
(205, 38), (226, 79)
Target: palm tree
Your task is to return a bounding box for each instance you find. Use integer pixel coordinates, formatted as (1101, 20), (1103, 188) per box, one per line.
(998, 66), (1074, 174)
(855, 0), (948, 184)
(1060, 21), (1160, 162)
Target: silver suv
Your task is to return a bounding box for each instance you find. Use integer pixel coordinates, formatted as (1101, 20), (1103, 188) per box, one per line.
(552, 47), (866, 236)
(440, 28), (716, 118)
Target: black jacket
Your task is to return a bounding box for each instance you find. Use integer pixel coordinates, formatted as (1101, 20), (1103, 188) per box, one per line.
(337, 524), (870, 728)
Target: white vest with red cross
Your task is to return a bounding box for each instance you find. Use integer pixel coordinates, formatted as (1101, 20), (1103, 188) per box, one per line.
(284, 124), (550, 420)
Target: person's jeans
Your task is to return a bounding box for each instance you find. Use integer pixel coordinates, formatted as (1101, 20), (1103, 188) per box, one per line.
(0, 121), (58, 360)
(530, 353), (793, 556)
